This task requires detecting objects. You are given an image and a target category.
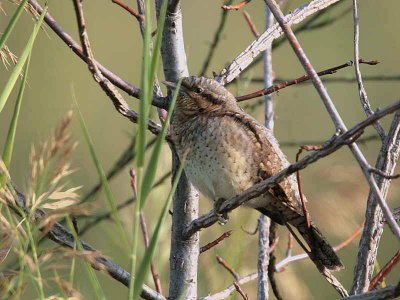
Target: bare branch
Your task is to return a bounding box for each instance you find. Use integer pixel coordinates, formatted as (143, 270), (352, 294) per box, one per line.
(264, 0), (400, 240)
(200, 231), (233, 254)
(4, 185), (165, 300)
(216, 0), (344, 85)
(352, 0), (385, 140)
(199, 273), (258, 300)
(216, 256), (241, 281)
(222, 0), (252, 11)
(351, 112), (400, 294)
(27, 0), (168, 109)
(184, 100), (400, 237)
(369, 250), (400, 291)
(199, 0), (233, 77)
(111, 0), (144, 22)
(341, 284), (400, 300)
(236, 60), (377, 102)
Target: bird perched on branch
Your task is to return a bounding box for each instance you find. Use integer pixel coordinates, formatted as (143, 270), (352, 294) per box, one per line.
(166, 76), (343, 271)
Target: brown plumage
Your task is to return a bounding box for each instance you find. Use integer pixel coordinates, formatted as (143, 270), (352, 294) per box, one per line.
(169, 76), (343, 271)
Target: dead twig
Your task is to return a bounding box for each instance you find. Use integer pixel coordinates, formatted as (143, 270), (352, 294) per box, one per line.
(243, 11), (259, 37)
(369, 251), (400, 291)
(236, 60), (378, 102)
(111, 0), (144, 22)
(200, 231), (233, 254)
(233, 282), (249, 300)
(216, 256), (241, 281)
(222, 0), (252, 10)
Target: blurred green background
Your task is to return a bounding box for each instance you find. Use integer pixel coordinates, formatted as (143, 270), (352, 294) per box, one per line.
(1, 0), (400, 299)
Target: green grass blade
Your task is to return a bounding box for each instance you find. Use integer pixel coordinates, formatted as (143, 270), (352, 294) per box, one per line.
(0, 6), (47, 113)
(133, 159), (185, 300)
(148, 0), (168, 93)
(0, 0), (29, 51)
(2, 51), (32, 168)
(136, 0), (152, 168)
(73, 95), (128, 246)
(140, 79), (181, 208)
(65, 217), (106, 300)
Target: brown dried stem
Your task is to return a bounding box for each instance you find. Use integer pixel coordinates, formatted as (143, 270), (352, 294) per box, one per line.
(111, 0), (144, 22)
(216, 256), (241, 281)
(222, 0), (252, 11)
(243, 11), (259, 37)
(369, 250), (400, 291)
(185, 100), (400, 238)
(264, 0), (400, 240)
(200, 231), (233, 254)
(236, 60), (378, 102)
(233, 282), (249, 300)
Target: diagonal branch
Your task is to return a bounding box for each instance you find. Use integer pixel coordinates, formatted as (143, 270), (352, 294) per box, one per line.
(264, 0), (400, 240)
(184, 100), (400, 237)
(352, 0), (385, 140)
(216, 0), (344, 85)
(27, 0), (168, 109)
(4, 186), (165, 300)
(71, 0), (161, 136)
(351, 111), (400, 294)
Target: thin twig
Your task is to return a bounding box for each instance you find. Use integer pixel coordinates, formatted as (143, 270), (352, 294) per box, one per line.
(184, 100), (400, 237)
(368, 168), (400, 180)
(295, 148), (311, 228)
(351, 112), (400, 294)
(233, 282), (249, 300)
(216, 0), (344, 85)
(111, 0), (144, 22)
(243, 11), (259, 37)
(352, 0), (385, 140)
(264, 0), (400, 240)
(5, 185), (164, 300)
(216, 256), (241, 281)
(236, 60), (377, 101)
(78, 171), (171, 236)
(222, 0), (252, 10)
(199, 0), (233, 76)
(129, 170), (163, 294)
(72, 0), (162, 136)
(200, 231), (233, 254)
(27, 0), (168, 109)
(369, 250), (400, 291)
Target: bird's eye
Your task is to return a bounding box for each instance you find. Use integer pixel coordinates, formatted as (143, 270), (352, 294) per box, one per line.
(195, 87), (203, 93)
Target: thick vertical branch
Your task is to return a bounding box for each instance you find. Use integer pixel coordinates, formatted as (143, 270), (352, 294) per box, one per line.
(257, 4), (274, 300)
(155, 1), (198, 299)
(351, 112), (400, 294)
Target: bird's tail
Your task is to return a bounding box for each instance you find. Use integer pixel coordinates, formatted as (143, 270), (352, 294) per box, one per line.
(294, 220), (344, 271)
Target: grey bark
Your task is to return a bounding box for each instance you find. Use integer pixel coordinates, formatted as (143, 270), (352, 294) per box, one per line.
(156, 1), (199, 299)
(351, 112), (400, 294)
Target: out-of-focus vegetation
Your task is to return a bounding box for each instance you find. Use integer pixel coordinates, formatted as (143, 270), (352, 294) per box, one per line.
(0, 0), (400, 299)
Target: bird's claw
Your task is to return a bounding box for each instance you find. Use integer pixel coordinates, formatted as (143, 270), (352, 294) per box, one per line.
(214, 198), (229, 225)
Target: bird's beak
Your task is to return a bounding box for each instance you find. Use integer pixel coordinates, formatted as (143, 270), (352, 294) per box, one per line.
(162, 81), (178, 89)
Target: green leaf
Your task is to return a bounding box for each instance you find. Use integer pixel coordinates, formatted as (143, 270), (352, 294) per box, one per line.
(133, 159), (185, 300)
(0, 0), (29, 51)
(0, 5), (47, 113)
(73, 94), (128, 246)
(140, 79), (181, 208)
(2, 51), (32, 168)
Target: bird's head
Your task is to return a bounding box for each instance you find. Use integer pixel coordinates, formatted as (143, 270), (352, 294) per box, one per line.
(164, 76), (238, 118)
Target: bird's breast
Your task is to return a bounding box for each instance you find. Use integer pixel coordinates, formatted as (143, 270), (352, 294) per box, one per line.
(172, 116), (259, 203)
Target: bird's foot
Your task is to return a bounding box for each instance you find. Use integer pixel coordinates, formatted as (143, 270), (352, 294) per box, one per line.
(214, 198), (229, 225)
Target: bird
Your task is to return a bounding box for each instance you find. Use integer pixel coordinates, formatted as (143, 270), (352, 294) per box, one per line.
(166, 76), (343, 271)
